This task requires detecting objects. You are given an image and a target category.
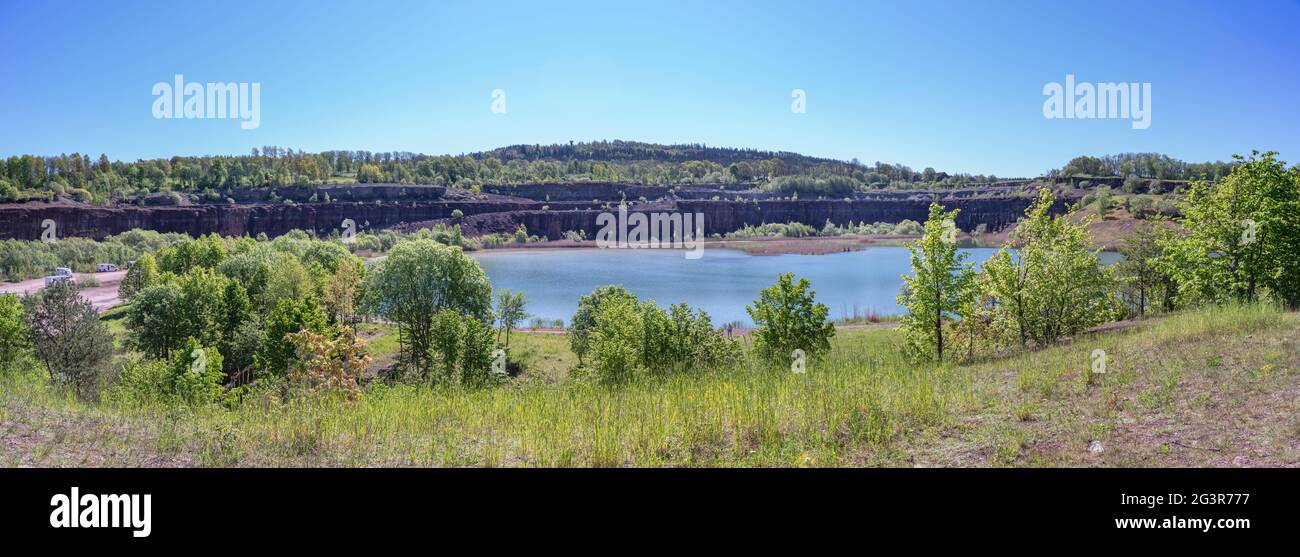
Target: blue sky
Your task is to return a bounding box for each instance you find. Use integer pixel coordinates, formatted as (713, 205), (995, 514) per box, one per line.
(1, 0), (1297, 177)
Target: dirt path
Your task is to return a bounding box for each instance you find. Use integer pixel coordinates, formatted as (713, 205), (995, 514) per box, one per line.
(0, 270), (126, 311)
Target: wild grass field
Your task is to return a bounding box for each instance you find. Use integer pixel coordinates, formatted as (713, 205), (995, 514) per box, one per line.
(2, 303), (1295, 467)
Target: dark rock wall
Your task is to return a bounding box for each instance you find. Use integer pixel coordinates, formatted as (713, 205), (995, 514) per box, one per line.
(0, 190), (1070, 241)
(0, 200), (530, 240)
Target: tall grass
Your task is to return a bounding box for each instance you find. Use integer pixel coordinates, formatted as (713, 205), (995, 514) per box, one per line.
(1, 302), (1289, 467)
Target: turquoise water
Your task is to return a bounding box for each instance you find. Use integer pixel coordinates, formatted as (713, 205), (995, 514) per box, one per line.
(473, 246), (1121, 327)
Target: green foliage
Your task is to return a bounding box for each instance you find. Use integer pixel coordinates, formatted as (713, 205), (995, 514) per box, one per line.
(157, 233), (227, 274)
(257, 297), (328, 377)
(361, 239), (493, 376)
(979, 188), (1115, 347)
(587, 295), (645, 382)
(898, 204), (974, 362)
(1159, 151), (1300, 308)
(126, 267), (239, 359)
(573, 287), (741, 382)
(569, 285), (638, 364)
(764, 175), (864, 197)
(427, 308), (499, 386)
(126, 283), (186, 358)
(21, 283), (114, 399)
(638, 301), (741, 373)
(1058, 152), (1234, 181)
(174, 267), (230, 346)
(111, 340), (230, 407)
(301, 241), (356, 274)
(746, 273), (835, 367)
(495, 289), (528, 347)
(1116, 222), (1174, 317)
(0, 294), (28, 368)
(167, 339), (229, 405)
(119, 252), (159, 300)
(0, 229), (185, 282)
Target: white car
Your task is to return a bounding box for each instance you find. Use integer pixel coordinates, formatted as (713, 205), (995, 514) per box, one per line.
(96, 263), (119, 272)
(44, 275), (75, 287)
(54, 267), (73, 277)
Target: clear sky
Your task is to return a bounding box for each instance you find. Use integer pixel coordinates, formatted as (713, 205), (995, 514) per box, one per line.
(1, 0), (1297, 177)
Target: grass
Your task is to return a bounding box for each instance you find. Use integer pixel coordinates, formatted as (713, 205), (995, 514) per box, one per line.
(1, 303), (1296, 467)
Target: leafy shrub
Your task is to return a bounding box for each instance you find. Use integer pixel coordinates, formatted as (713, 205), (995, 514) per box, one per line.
(578, 288), (741, 382)
(427, 308), (498, 386)
(569, 285), (638, 364)
(285, 328), (371, 399)
(746, 273), (835, 367)
(0, 294), (28, 369)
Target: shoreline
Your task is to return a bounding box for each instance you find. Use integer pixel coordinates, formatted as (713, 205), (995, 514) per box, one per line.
(475, 234), (1009, 256)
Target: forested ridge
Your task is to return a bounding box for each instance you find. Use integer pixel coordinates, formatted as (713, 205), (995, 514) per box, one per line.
(0, 140), (1236, 205)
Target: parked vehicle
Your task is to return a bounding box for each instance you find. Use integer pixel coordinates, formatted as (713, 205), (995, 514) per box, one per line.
(96, 263), (119, 272)
(44, 275), (75, 287)
(54, 267), (73, 277)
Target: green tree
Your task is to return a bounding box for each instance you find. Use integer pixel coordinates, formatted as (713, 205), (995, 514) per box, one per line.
(167, 338), (229, 406)
(746, 273), (835, 366)
(1116, 222), (1171, 317)
(174, 267), (230, 347)
(118, 252), (159, 300)
(980, 189), (1115, 347)
(127, 283), (187, 358)
(362, 239), (493, 376)
(898, 203), (974, 362)
(639, 301), (740, 373)
(1160, 151), (1300, 308)
(427, 308), (498, 385)
(495, 289), (528, 348)
(22, 283), (114, 399)
(257, 297), (328, 376)
(322, 259), (363, 326)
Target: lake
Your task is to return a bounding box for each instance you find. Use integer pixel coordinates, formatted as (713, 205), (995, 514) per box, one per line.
(473, 246), (1124, 327)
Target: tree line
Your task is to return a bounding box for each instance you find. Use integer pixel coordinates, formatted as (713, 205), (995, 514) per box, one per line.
(9, 141), (1174, 205)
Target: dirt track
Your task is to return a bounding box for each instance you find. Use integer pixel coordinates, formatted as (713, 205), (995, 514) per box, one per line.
(0, 270), (126, 311)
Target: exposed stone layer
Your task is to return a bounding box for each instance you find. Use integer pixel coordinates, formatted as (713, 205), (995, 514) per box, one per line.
(0, 183), (1072, 241)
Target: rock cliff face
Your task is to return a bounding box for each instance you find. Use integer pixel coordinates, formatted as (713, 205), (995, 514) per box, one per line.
(407, 196), (1062, 240)
(0, 200), (530, 240)
(0, 183), (1071, 241)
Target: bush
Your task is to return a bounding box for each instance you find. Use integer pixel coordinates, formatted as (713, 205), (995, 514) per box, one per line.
(285, 328), (371, 399)
(579, 288), (741, 382)
(569, 285), (638, 364)
(587, 296), (644, 382)
(0, 294), (28, 369)
(746, 273), (835, 367)
(427, 308), (498, 386)
(164, 338), (229, 406)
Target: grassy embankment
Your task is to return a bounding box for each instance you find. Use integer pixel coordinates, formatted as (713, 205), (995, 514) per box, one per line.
(1, 303), (1295, 467)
